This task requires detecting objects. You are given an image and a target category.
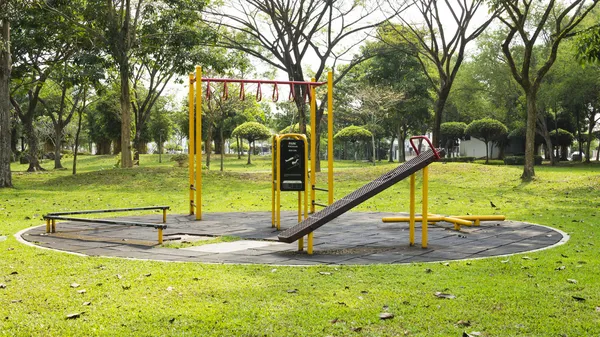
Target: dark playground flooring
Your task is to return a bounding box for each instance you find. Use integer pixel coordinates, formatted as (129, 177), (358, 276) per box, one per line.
(19, 211), (567, 265)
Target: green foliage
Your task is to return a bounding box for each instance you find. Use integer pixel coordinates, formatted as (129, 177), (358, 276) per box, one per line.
(466, 118), (508, 143)
(550, 128), (575, 147)
(170, 153), (189, 167)
(279, 124), (311, 137)
(504, 155), (543, 165)
(231, 122), (271, 143)
(439, 156), (476, 163)
(334, 125), (372, 142)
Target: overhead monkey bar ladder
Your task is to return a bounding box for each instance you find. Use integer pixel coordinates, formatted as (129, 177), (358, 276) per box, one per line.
(188, 67), (335, 225)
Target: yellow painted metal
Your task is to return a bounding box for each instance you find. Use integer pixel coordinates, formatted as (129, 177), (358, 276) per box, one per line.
(304, 134), (309, 220)
(276, 135), (281, 230)
(307, 232), (314, 255)
(422, 166), (428, 248)
(162, 209), (167, 223)
(271, 135), (277, 228)
(452, 215), (506, 222)
(188, 73), (195, 215)
(297, 191), (302, 223)
(195, 66), (202, 220)
(298, 237), (304, 251)
(383, 216), (472, 225)
(310, 78), (317, 214)
(327, 71), (334, 205)
(45, 219), (50, 233)
(51, 219), (56, 233)
(158, 228), (163, 244)
(409, 173), (415, 246)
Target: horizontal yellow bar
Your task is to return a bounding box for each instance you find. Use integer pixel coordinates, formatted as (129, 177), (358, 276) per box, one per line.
(382, 216), (472, 226)
(452, 215), (506, 221)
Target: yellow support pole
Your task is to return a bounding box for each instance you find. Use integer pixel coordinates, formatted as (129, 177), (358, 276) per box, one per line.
(382, 216), (472, 226)
(188, 73), (195, 215)
(297, 191), (302, 223)
(162, 209), (167, 223)
(327, 71), (334, 205)
(45, 219), (50, 233)
(409, 173), (415, 246)
(304, 135), (309, 219)
(158, 228), (163, 244)
(307, 232), (314, 255)
(298, 237), (304, 251)
(51, 219), (56, 233)
(195, 66), (202, 220)
(310, 78), (317, 213)
(276, 136), (282, 230)
(271, 135), (277, 227)
(422, 167), (428, 248)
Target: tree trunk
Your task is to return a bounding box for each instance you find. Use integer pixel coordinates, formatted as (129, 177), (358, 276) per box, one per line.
(73, 106), (83, 175)
(119, 62), (133, 168)
(485, 141), (490, 164)
(0, 19), (12, 187)
(22, 116), (44, 172)
(585, 110), (594, 163)
(522, 94), (537, 180)
(388, 135), (395, 163)
(432, 87), (450, 148)
(53, 122), (63, 169)
(205, 125), (212, 170)
(220, 127), (224, 172)
(247, 139), (251, 165)
(371, 134), (376, 166)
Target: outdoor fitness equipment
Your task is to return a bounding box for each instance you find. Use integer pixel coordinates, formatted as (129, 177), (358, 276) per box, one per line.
(188, 67), (335, 250)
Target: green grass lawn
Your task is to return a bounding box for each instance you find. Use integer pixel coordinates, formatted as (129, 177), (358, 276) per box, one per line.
(1, 154), (599, 336)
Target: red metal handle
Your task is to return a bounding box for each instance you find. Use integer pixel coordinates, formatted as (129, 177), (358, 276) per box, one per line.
(409, 136), (440, 159)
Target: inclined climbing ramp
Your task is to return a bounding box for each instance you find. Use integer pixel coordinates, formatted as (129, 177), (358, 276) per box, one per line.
(278, 148), (445, 243)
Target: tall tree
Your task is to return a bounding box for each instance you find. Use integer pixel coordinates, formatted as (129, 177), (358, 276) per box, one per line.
(496, 0), (599, 179)
(0, 0), (17, 187)
(386, 0), (498, 147)
(10, 2), (82, 172)
(205, 0), (407, 170)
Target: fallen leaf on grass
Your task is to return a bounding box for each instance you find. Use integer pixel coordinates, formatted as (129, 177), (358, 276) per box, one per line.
(144, 273), (151, 277)
(501, 259), (510, 263)
(330, 318), (339, 324)
(522, 256), (531, 260)
(166, 286), (174, 292)
(351, 327), (363, 332)
(567, 279), (578, 284)
(319, 272), (332, 275)
(66, 312), (83, 320)
(11, 300), (21, 303)
(425, 268), (433, 273)
(116, 274), (123, 279)
(9, 271), (18, 275)
(287, 289), (298, 293)
(0, 284), (6, 289)
(463, 332), (481, 337)
(555, 266), (566, 271)
(122, 285), (131, 290)
(379, 313), (394, 320)
(434, 292), (456, 299)
(77, 289), (86, 294)
(70, 283), (80, 288)
(442, 263), (450, 266)
(169, 318), (175, 324)
(456, 320), (471, 327)
(595, 307), (600, 312)
(572, 296), (586, 302)
(82, 302), (91, 306)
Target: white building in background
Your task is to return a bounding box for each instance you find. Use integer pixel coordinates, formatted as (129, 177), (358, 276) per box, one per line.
(459, 137), (501, 159)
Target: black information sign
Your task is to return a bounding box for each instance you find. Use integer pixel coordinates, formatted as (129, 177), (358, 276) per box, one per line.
(279, 139), (305, 191)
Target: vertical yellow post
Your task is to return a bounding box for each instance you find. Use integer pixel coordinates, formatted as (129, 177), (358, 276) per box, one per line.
(276, 137), (282, 230)
(327, 71), (334, 205)
(188, 73), (195, 215)
(297, 191), (302, 223)
(195, 66), (202, 220)
(298, 237), (304, 251)
(422, 167), (429, 248)
(162, 209), (167, 223)
(158, 228), (163, 244)
(310, 79), (317, 213)
(304, 136), (309, 220)
(271, 135), (277, 227)
(409, 173), (415, 246)
(51, 219), (56, 233)
(307, 232), (314, 255)
(45, 219), (50, 233)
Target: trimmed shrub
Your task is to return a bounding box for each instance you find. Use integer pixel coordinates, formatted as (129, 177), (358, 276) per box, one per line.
(439, 156), (476, 163)
(504, 155), (543, 165)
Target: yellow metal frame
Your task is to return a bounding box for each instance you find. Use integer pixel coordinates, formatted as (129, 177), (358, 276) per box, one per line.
(189, 67), (336, 255)
(271, 133), (309, 230)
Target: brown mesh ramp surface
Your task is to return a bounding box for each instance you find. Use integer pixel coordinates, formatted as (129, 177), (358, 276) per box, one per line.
(278, 148), (445, 243)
